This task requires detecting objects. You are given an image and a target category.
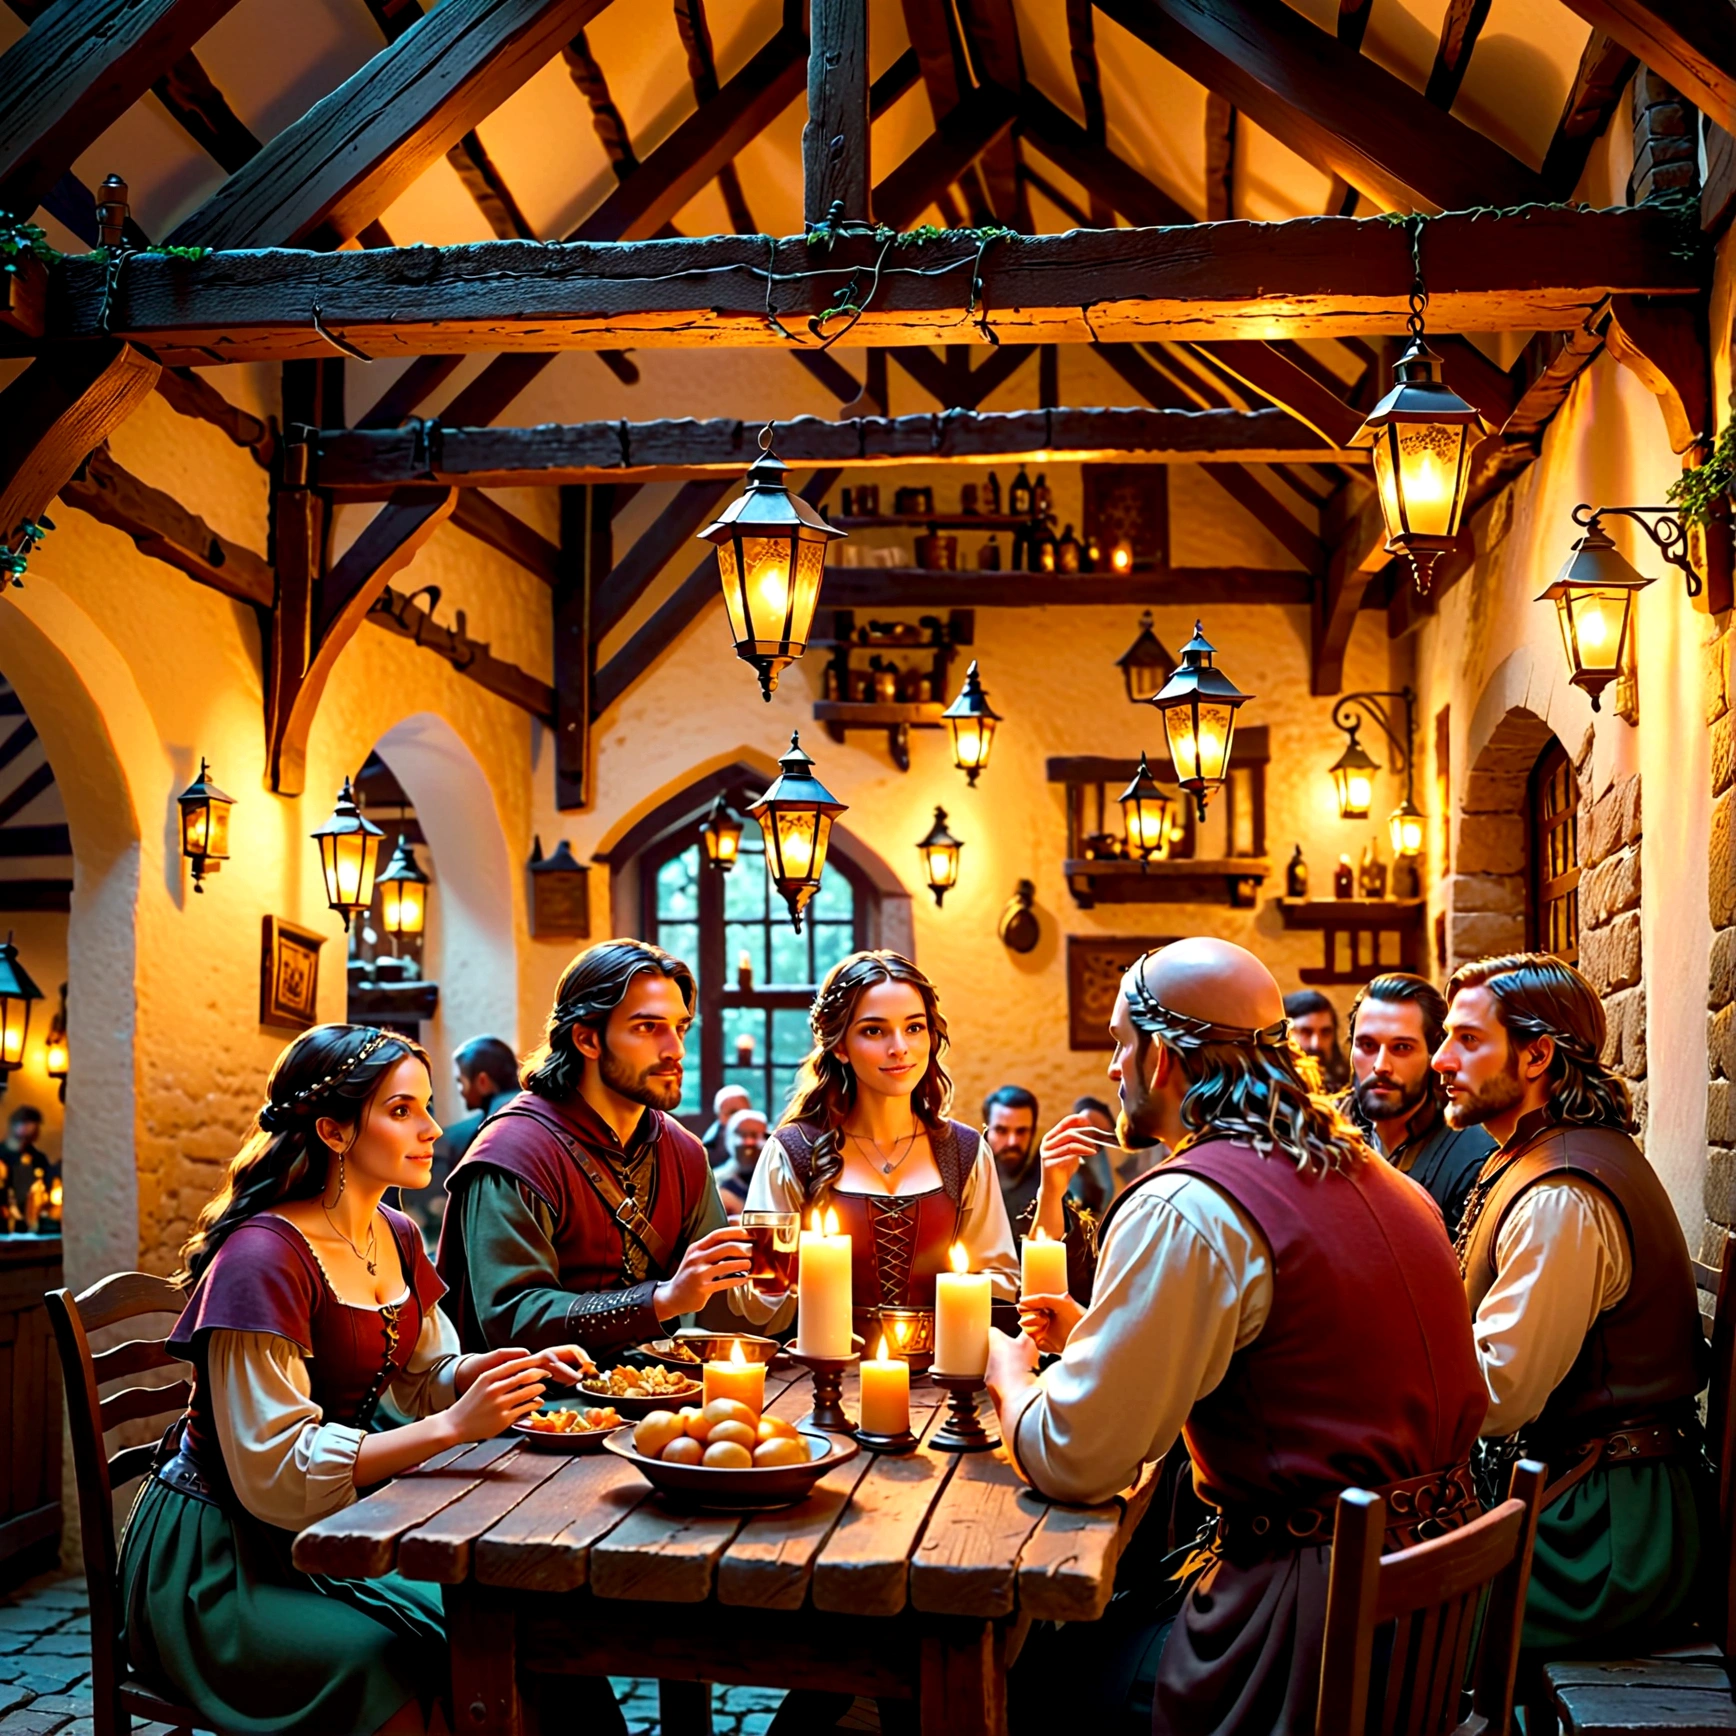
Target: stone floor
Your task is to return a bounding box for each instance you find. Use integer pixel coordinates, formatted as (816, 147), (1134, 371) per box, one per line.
(0, 1570), (800, 1734)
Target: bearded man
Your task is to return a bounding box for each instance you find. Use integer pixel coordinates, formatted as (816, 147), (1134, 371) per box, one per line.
(990, 937), (1485, 1736)
(1344, 972), (1494, 1235)
(1435, 952), (1709, 1657)
(438, 940), (751, 1354)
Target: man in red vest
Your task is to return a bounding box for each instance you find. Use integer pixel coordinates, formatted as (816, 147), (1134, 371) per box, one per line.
(987, 937), (1486, 1736)
(1435, 952), (1709, 1657)
(438, 940), (752, 1354)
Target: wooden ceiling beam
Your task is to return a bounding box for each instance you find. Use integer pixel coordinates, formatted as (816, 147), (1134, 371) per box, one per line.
(1553, 0), (1736, 124)
(564, 29), (638, 175)
(1065, 0), (1116, 226)
(153, 365), (273, 463)
(1190, 339), (1365, 447)
(448, 491), (560, 586)
(1017, 86), (1195, 226)
(311, 405), (1357, 495)
(672, 0), (756, 237)
(1205, 93), (1236, 222)
(591, 478), (733, 639)
(356, 356), (466, 429)
(0, 0), (241, 217)
(875, 82), (1017, 228)
(1337, 0), (1372, 52)
(1200, 463), (1322, 569)
(806, 0), (872, 225)
(1543, 30), (1637, 196)
(167, 0), (613, 249)
(1426, 0), (1492, 110)
(1094, 0), (1552, 213)
(151, 49), (262, 174)
(1312, 485), (1390, 694)
(368, 584), (554, 717)
(57, 208), (1697, 364)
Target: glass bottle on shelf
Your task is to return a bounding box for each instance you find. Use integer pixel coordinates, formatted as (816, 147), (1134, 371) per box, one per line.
(1285, 844), (1308, 899)
(985, 471), (1002, 513)
(1033, 472), (1052, 517)
(1008, 467), (1034, 516)
(1057, 524), (1082, 573)
(1333, 854), (1354, 898)
(1359, 840), (1388, 899)
(978, 535), (1003, 571)
(1083, 535), (1101, 572)
(1033, 520), (1057, 573)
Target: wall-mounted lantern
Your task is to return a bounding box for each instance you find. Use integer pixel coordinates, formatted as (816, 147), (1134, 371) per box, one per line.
(1117, 752), (1174, 861)
(917, 807), (963, 906)
(942, 659), (1000, 786)
(1146, 621), (1251, 822)
(45, 982), (67, 1102)
(378, 839), (430, 943)
(698, 426), (845, 699)
(1328, 688), (1422, 856)
(176, 758), (234, 893)
(312, 777), (384, 932)
(0, 933), (42, 1076)
(700, 793), (745, 872)
(1116, 612), (1175, 705)
(747, 733), (848, 932)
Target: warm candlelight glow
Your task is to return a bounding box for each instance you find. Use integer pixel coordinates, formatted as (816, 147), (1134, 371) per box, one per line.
(860, 1333), (912, 1438)
(936, 1244), (991, 1376)
(703, 1336), (766, 1414)
(1111, 542), (1132, 573)
(877, 1335), (889, 1360)
(824, 1206), (840, 1236)
(949, 1242), (968, 1273)
(730, 1339), (746, 1366)
(798, 1208), (853, 1357)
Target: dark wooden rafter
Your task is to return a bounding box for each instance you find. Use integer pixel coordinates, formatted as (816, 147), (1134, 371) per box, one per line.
(591, 478), (733, 638)
(1017, 87), (1194, 226)
(1554, 0), (1736, 123)
(311, 405), (1355, 495)
(446, 132), (537, 241)
(1313, 485), (1389, 695)
(1192, 340), (1365, 447)
(1542, 31), (1638, 197)
(150, 47), (261, 173)
(1426, 0), (1493, 110)
(876, 82), (1017, 227)
(368, 585), (554, 717)
(805, 0), (871, 225)
(0, 342), (160, 548)
(555, 484), (608, 808)
(1094, 0), (1551, 213)
(154, 366), (273, 463)
(1065, 0), (1115, 226)
(1337, 0), (1372, 52)
(673, 0), (757, 238)
(356, 357), (465, 430)
(901, 0), (966, 117)
(449, 492), (559, 586)
(1204, 93), (1235, 223)
(167, 0), (614, 248)
(953, 0), (1029, 228)
(564, 30), (637, 175)
(0, 0), (241, 217)
(70, 206), (1699, 368)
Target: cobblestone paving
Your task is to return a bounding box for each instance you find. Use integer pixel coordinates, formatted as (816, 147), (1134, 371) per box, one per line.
(0, 1571), (795, 1734)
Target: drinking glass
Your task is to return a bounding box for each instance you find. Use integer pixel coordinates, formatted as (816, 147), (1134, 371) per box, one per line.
(740, 1209), (801, 1302)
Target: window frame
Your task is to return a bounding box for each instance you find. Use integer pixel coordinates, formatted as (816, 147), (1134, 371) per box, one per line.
(1526, 738), (1581, 965)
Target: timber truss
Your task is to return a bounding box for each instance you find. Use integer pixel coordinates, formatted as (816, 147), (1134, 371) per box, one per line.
(0, 0), (1731, 804)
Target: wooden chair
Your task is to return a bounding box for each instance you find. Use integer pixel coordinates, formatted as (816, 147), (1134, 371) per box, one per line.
(1316, 1458), (1546, 1735)
(44, 1271), (202, 1736)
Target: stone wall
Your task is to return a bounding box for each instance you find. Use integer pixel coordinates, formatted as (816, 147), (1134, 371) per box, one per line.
(1705, 621), (1736, 1259)
(1577, 765), (1646, 1138)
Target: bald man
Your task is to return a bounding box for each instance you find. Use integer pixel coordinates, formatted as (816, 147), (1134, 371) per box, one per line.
(988, 939), (1487, 1736)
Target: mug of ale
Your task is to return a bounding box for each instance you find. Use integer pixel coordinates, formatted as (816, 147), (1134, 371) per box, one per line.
(740, 1209), (801, 1301)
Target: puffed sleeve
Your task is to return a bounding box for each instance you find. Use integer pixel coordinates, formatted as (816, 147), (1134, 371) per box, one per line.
(959, 1147), (1020, 1303)
(724, 1135), (804, 1330)
(383, 1302), (463, 1418)
(205, 1330), (366, 1530)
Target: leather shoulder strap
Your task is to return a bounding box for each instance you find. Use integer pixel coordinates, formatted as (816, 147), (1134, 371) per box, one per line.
(775, 1121), (820, 1192)
(932, 1120), (977, 1205)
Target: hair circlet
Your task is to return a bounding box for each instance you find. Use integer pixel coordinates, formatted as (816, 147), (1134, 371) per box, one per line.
(1124, 954), (1290, 1052)
(257, 1030), (394, 1133)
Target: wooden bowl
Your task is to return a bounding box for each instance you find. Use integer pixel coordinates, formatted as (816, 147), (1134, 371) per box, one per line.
(576, 1375), (703, 1419)
(512, 1409), (622, 1454)
(648, 1332), (782, 1370)
(603, 1426), (856, 1510)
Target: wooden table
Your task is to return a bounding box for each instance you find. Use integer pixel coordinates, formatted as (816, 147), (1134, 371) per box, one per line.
(293, 1368), (1154, 1736)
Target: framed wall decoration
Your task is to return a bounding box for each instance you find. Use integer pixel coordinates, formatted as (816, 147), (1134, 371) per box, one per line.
(1082, 464), (1169, 569)
(261, 916), (325, 1030)
(1067, 934), (1176, 1049)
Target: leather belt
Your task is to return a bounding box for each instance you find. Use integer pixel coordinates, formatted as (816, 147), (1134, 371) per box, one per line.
(1212, 1459), (1479, 1565)
(1538, 1416), (1696, 1507)
(155, 1447), (222, 1510)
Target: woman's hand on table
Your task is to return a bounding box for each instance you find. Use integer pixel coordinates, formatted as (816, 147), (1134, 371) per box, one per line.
(444, 1350), (551, 1441)
(1016, 1290), (1084, 1357)
(455, 1343), (593, 1396)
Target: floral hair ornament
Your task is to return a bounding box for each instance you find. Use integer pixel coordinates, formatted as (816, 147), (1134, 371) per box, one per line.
(257, 1030), (395, 1132)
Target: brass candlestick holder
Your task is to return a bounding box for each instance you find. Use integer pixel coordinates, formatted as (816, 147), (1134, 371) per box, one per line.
(790, 1348), (859, 1432)
(929, 1370), (998, 1452)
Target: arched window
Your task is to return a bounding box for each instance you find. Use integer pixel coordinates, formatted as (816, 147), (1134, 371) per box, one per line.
(1527, 739), (1580, 965)
(640, 791), (871, 1125)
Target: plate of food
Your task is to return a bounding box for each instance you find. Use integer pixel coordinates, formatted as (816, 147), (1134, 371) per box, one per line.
(603, 1399), (857, 1510)
(513, 1403), (624, 1453)
(578, 1363), (703, 1418)
(645, 1332), (781, 1372)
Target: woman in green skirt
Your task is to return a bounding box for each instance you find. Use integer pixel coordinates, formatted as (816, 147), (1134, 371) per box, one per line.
(120, 1024), (591, 1735)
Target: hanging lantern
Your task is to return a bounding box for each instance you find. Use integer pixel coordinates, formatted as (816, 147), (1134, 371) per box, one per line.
(697, 427), (845, 699)
(1116, 612), (1175, 705)
(44, 981), (67, 1101)
(1117, 752), (1175, 861)
(917, 807), (963, 906)
(378, 838), (430, 938)
(1329, 732), (1379, 821)
(1536, 516), (1651, 712)
(1146, 621), (1251, 822)
(1351, 337), (1489, 595)
(700, 793), (745, 872)
(311, 776), (384, 932)
(0, 933), (42, 1074)
(746, 733), (848, 932)
(943, 659), (1000, 786)
(1389, 798), (1425, 859)
(176, 757), (235, 892)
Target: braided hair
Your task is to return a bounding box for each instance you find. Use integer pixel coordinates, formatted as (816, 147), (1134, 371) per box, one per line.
(779, 951), (953, 1202)
(176, 1024), (430, 1286)
(1445, 951), (1635, 1132)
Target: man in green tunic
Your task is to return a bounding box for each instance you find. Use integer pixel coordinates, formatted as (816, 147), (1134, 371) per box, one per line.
(438, 940), (752, 1355)
(1435, 952), (1709, 1658)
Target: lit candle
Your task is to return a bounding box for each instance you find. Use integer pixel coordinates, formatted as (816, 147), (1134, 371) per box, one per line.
(1021, 1227), (1068, 1299)
(702, 1338), (765, 1415)
(738, 950), (754, 990)
(797, 1207), (853, 1358)
(859, 1335), (910, 1437)
(933, 1243), (991, 1377)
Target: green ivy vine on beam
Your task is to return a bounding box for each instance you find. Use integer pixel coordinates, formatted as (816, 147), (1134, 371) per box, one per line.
(1667, 423), (1736, 528)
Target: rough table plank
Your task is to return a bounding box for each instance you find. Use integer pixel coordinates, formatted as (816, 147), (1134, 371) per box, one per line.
(1017, 1460), (1161, 1623)
(292, 1439), (513, 1578)
(812, 1396), (961, 1617)
(397, 1443), (570, 1583)
(909, 1434), (1049, 1618)
(472, 1454), (650, 1591)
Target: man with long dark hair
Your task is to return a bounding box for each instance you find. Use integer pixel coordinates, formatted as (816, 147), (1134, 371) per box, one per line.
(1435, 951), (1709, 1658)
(1344, 972), (1494, 1235)
(438, 939), (751, 1355)
(988, 937), (1485, 1736)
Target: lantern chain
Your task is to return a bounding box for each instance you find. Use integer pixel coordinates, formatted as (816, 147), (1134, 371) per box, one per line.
(1403, 213), (1428, 341)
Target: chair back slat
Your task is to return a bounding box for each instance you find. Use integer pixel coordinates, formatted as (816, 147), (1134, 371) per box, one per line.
(99, 1379), (192, 1435)
(1317, 1460), (1546, 1736)
(44, 1271), (192, 1736)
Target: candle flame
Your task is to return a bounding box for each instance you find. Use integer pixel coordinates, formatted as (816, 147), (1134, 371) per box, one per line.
(809, 1208), (823, 1233)
(876, 1335), (889, 1360)
(893, 1316), (910, 1344)
(729, 1339), (747, 1367)
(949, 1242), (968, 1274)
(1029, 1226), (1048, 1243)
(823, 1206), (840, 1236)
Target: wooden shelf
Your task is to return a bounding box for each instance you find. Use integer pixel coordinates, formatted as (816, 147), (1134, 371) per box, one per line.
(1276, 898), (1426, 984)
(1277, 898), (1426, 928)
(812, 701), (947, 726)
(1063, 857), (1269, 910)
(821, 568), (1313, 607)
(832, 513), (1034, 531)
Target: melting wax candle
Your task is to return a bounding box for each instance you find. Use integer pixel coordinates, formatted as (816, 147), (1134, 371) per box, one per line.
(859, 1336), (910, 1437)
(934, 1243), (991, 1376)
(702, 1338), (765, 1415)
(797, 1207), (853, 1357)
(1021, 1227), (1068, 1299)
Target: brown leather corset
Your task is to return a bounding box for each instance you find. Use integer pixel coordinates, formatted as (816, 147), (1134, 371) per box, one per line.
(828, 1186), (964, 1313)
